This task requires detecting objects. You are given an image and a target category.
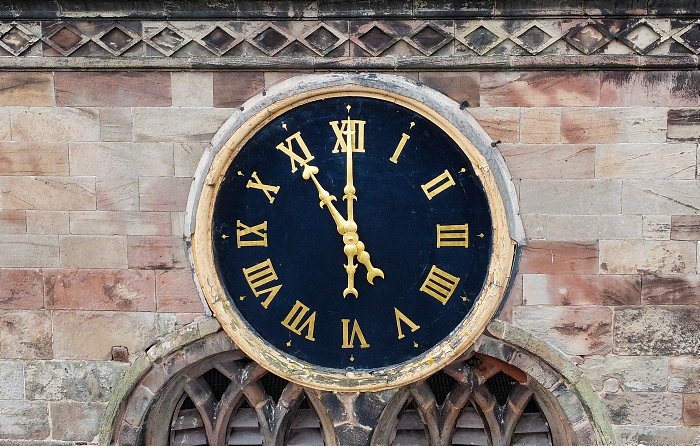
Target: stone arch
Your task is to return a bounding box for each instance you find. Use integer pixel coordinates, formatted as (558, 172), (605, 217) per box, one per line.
(101, 318), (615, 446)
(370, 320), (616, 445)
(99, 317), (339, 446)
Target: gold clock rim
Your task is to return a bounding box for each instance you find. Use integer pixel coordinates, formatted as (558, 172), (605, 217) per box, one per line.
(192, 83), (516, 392)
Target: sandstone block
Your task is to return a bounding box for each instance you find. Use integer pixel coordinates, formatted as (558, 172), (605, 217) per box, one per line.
(512, 306), (612, 355)
(0, 310), (51, 359)
(156, 270), (204, 313)
(519, 108), (561, 143)
(0, 72), (54, 106)
(523, 214), (642, 241)
(523, 274), (641, 306)
(70, 211), (171, 236)
(70, 142), (174, 177)
(0, 142), (68, 175)
(581, 355), (668, 392)
(127, 236), (187, 269)
(468, 107), (520, 143)
(55, 72), (171, 107)
(0, 109), (9, 140)
(44, 268), (155, 311)
(59, 235), (127, 268)
(520, 179), (621, 215)
(49, 401), (105, 441)
(0, 176), (95, 210)
(520, 241), (598, 274)
(601, 71), (700, 107)
(0, 235), (59, 268)
(139, 177), (191, 211)
(0, 360), (24, 399)
(11, 107), (100, 142)
(172, 72), (213, 107)
(264, 71), (313, 88)
(174, 142), (208, 177)
(25, 360), (128, 401)
(26, 210), (70, 235)
(96, 178), (139, 211)
(672, 215), (700, 241)
(52, 311), (162, 360)
(600, 240), (697, 275)
(481, 72), (600, 107)
(643, 275), (700, 305)
(133, 107), (234, 142)
(213, 71), (265, 108)
(100, 107), (133, 142)
(603, 392), (682, 425)
(667, 108), (700, 141)
(561, 107), (667, 143)
(624, 180), (700, 215)
(0, 401), (49, 439)
(684, 394), (700, 427)
(500, 144), (593, 179)
(615, 306), (700, 355)
(596, 143), (696, 179)
(644, 215), (671, 240)
(417, 72), (480, 107)
(669, 357), (700, 393)
(614, 426), (700, 446)
(0, 269), (43, 309)
(0, 210), (26, 234)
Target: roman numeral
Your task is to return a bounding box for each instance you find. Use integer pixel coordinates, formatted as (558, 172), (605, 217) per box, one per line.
(420, 265), (460, 305)
(389, 133), (410, 163)
(421, 169), (455, 200)
(437, 223), (469, 248)
(241, 259), (281, 309)
(246, 171), (279, 203)
(330, 119), (365, 153)
(236, 220), (268, 247)
(281, 300), (317, 341)
(394, 308), (420, 340)
(341, 319), (370, 348)
(276, 131), (315, 173)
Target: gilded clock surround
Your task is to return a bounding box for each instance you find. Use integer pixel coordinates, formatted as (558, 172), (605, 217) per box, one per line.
(189, 74), (521, 391)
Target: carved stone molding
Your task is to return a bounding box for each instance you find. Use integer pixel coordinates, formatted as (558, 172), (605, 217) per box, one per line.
(1, 17), (699, 69)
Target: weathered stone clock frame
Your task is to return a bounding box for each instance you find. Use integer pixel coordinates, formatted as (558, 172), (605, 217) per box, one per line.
(188, 73), (524, 391)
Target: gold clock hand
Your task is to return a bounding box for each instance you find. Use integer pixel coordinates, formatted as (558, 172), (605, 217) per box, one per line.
(341, 115), (383, 294)
(301, 160), (383, 297)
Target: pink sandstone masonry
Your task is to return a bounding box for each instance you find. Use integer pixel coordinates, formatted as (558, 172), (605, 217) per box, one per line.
(0, 3), (700, 445)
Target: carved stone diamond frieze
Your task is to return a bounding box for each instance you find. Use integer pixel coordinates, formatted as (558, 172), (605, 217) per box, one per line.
(94, 23), (141, 56)
(300, 22), (347, 56)
(0, 22), (38, 56)
(247, 22), (294, 56)
(196, 25), (242, 56)
(563, 20), (615, 54)
(617, 19), (665, 54)
(43, 22), (89, 56)
(144, 23), (190, 56)
(510, 21), (559, 55)
(405, 22), (452, 56)
(456, 21), (507, 56)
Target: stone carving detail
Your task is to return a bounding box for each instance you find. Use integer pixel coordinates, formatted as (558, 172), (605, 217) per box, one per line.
(1, 18), (700, 60)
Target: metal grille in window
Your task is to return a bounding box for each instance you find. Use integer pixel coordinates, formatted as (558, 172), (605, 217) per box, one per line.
(167, 360), (327, 446)
(381, 355), (555, 446)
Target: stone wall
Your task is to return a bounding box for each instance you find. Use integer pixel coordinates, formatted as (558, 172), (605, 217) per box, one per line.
(1, 2), (700, 445)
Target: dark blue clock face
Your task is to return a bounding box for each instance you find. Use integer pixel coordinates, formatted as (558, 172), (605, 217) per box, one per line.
(212, 96), (492, 371)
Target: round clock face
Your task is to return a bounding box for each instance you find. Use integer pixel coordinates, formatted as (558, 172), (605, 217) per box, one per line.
(193, 85), (514, 390)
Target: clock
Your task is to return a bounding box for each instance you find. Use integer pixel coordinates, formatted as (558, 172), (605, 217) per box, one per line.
(191, 77), (516, 391)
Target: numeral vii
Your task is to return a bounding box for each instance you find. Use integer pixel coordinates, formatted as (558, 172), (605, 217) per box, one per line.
(282, 300), (317, 341)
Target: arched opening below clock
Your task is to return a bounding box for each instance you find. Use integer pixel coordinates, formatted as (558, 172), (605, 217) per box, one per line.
(376, 354), (564, 446)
